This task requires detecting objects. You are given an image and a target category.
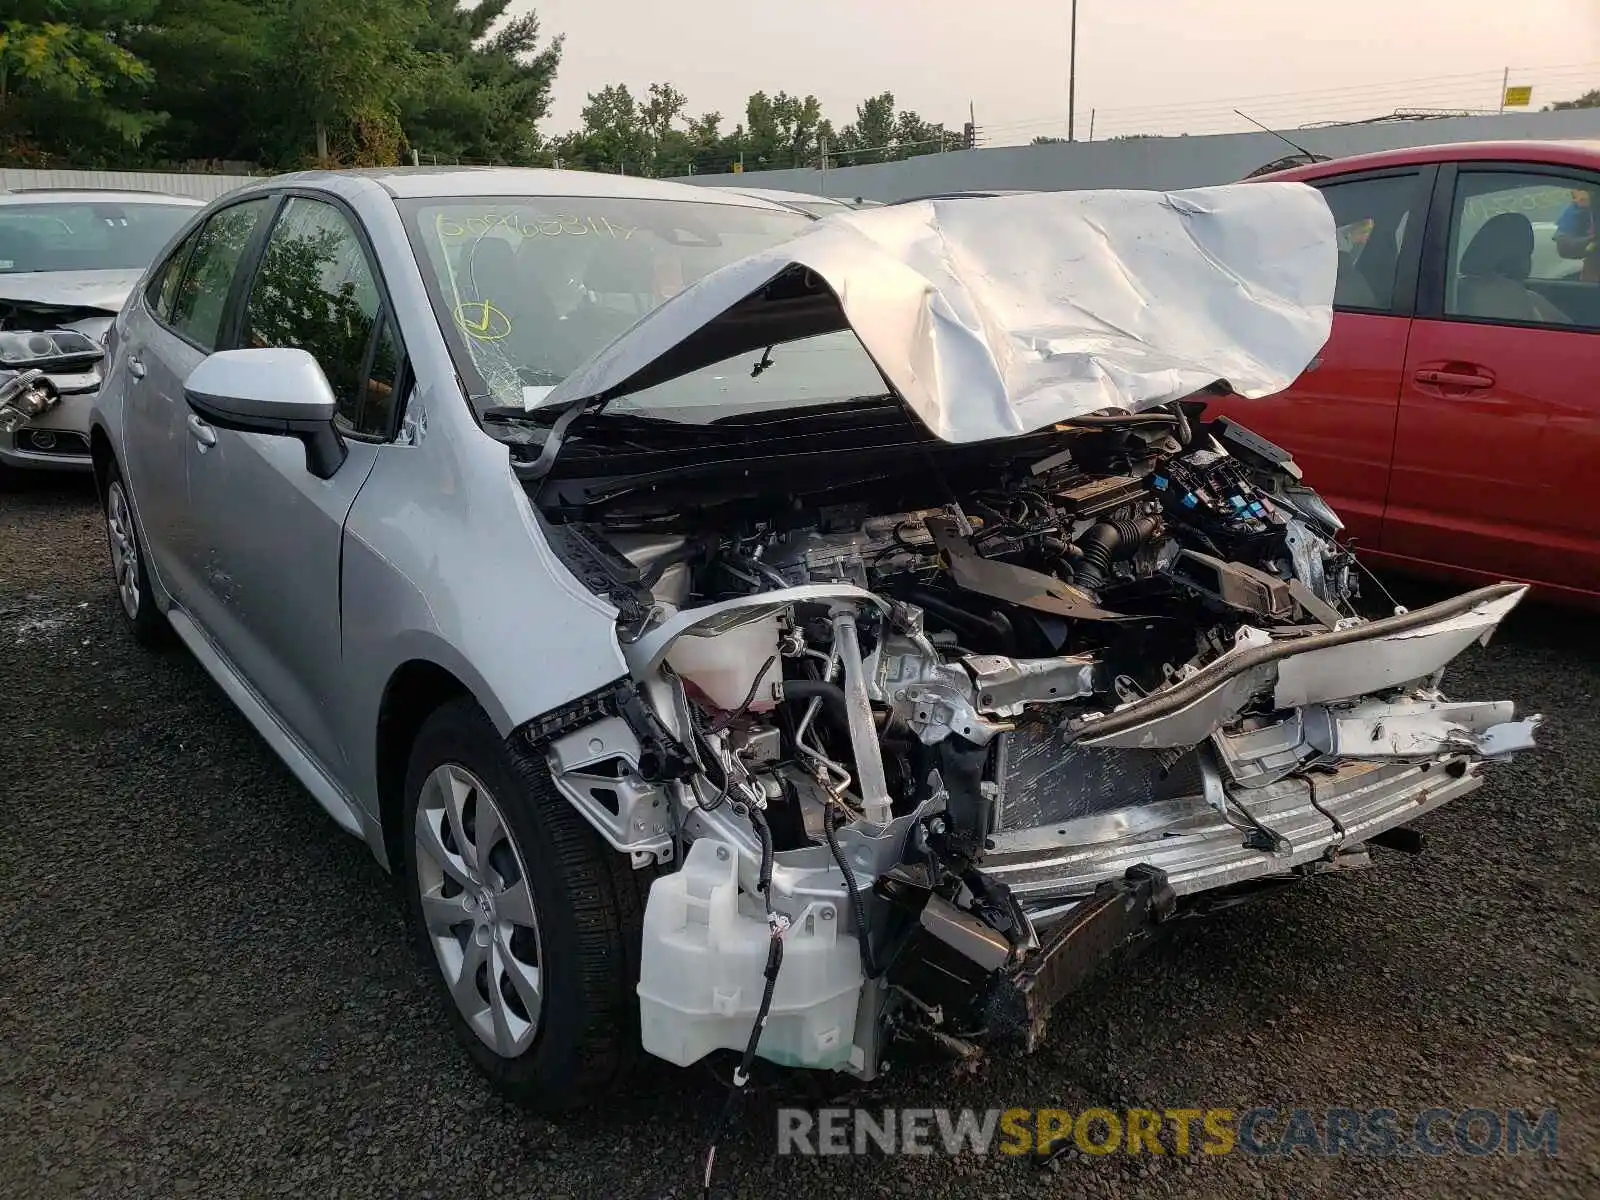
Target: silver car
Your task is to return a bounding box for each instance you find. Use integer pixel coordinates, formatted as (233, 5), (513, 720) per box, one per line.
(710, 185), (857, 219)
(93, 168), (1539, 1119)
(0, 189), (203, 474)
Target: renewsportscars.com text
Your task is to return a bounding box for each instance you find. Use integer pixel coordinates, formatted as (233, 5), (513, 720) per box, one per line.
(777, 1106), (1559, 1158)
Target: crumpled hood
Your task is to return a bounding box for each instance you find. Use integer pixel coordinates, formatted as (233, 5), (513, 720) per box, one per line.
(0, 269), (143, 315)
(536, 182), (1338, 443)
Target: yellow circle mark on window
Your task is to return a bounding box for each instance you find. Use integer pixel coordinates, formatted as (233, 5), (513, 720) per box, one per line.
(453, 301), (512, 341)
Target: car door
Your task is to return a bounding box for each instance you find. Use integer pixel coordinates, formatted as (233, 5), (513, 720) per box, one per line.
(180, 193), (404, 775)
(1209, 168), (1434, 548)
(122, 198), (271, 600)
(1386, 163), (1600, 595)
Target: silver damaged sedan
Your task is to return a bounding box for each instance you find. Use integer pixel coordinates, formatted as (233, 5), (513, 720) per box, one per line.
(92, 167), (1541, 1111)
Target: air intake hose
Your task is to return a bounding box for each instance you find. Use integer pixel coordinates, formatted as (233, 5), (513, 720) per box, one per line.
(1074, 514), (1161, 588)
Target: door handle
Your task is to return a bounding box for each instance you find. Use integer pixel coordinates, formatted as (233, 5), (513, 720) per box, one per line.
(127, 355), (147, 380)
(1414, 368), (1494, 390)
(186, 413), (217, 448)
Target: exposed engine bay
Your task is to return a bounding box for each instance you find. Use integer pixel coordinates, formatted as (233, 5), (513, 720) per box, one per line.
(522, 396), (1539, 1078)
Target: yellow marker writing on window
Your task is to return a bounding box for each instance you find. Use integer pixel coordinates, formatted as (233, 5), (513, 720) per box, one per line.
(435, 212), (637, 240)
(453, 301), (512, 341)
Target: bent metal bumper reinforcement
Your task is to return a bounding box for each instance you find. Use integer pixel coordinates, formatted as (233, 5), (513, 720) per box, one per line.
(984, 864), (1177, 1053)
(982, 754), (1487, 914)
(1068, 583), (1527, 748)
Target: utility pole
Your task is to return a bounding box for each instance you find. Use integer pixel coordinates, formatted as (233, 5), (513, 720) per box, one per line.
(1088, 108), (1096, 142)
(819, 135), (828, 193)
(1068, 0), (1079, 141)
(1499, 66), (1509, 114)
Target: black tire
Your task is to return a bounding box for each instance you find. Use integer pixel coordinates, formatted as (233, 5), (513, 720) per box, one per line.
(401, 696), (652, 1110)
(102, 459), (171, 648)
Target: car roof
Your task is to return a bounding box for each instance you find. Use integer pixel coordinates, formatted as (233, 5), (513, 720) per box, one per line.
(252, 166), (796, 210)
(1256, 139), (1600, 182)
(0, 189), (204, 206)
(717, 186), (851, 206)
(891, 189), (1039, 203)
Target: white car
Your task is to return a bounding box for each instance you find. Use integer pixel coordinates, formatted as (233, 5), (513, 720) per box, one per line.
(0, 189), (202, 474)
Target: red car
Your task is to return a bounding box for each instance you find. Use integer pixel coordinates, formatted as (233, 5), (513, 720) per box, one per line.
(1213, 140), (1600, 603)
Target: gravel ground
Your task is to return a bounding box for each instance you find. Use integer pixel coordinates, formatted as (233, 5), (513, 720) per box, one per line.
(2, 472), (1596, 1200)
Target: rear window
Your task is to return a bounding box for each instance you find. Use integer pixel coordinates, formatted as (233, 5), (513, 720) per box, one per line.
(0, 201), (198, 273)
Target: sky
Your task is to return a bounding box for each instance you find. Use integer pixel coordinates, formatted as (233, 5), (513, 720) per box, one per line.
(516, 0), (1600, 145)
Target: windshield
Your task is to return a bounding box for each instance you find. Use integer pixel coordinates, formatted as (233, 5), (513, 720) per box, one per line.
(0, 201), (196, 273)
(400, 195), (884, 421)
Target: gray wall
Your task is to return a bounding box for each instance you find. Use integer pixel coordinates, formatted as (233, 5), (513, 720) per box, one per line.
(8, 106), (1600, 205)
(677, 109), (1600, 201)
(0, 168), (258, 201)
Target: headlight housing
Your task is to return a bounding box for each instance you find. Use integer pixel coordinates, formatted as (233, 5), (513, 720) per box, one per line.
(0, 329), (103, 370)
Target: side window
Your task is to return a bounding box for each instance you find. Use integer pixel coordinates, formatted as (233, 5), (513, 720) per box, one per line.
(1446, 171), (1599, 329)
(146, 227), (200, 321)
(241, 197), (398, 437)
(1315, 174), (1424, 313)
(168, 199), (270, 350)
(361, 316), (403, 436)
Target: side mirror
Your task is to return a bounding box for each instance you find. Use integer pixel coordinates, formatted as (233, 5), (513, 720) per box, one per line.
(184, 348), (348, 479)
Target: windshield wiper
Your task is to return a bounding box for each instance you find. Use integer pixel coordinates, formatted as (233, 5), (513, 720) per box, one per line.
(486, 405), (692, 435)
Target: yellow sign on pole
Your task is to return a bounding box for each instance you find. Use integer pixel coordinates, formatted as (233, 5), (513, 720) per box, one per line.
(731, 161), (744, 173)
(1503, 85), (1533, 107)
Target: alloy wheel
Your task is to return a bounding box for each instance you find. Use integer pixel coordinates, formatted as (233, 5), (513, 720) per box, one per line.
(106, 481), (141, 620)
(414, 763), (544, 1058)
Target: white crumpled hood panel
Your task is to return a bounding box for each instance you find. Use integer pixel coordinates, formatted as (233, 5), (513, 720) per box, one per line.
(538, 182), (1338, 444)
(0, 269), (143, 314)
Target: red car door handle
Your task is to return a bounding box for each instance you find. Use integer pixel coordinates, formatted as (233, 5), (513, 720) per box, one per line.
(1414, 368), (1494, 389)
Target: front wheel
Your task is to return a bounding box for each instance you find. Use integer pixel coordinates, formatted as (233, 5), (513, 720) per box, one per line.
(401, 697), (651, 1109)
(103, 463), (170, 647)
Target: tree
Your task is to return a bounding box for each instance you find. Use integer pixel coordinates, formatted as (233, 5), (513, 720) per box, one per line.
(401, 0), (563, 166)
(1, 8), (975, 179)
(894, 108), (955, 156)
(131, 0), (275, 166)
(551, 82), (653, 173)
(684, 111), (727, 174)
(831, 92), (953, 165)
(640, 82), (691, 174)
(835, 91), (896, 165)
(0, 0), (162, 164)
(1545, 89), (1600, 111)
(274, 0), (425, 164)
(740, 90), (824, 169)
